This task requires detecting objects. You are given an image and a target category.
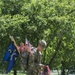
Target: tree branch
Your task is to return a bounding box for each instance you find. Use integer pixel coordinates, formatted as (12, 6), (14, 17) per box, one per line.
(49, 38), (62, 67)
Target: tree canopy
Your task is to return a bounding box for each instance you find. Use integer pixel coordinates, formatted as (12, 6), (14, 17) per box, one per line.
(0, 0), (75, 72)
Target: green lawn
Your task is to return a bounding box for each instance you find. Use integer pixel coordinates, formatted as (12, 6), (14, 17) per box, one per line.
(0, 70), (60, 75)
(0, 73), (26, 75)
(0, 71), (26, 75)
(0, 73), (57, 75)
(8, 73), (25, 75)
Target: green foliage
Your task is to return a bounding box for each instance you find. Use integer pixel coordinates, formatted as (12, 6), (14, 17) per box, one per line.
(0, 0), (75, 71)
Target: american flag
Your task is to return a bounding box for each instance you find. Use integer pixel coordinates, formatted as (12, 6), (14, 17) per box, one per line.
(25, 38), (32, 46)
(25, 38), (32, 52)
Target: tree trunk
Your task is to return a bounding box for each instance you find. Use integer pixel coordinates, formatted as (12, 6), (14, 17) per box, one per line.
(61, 61), (65, 75)
(57, 70), (60, 75)
(61, 69), (65, 75)
(13, 70), (17, 75)
(49, 39), (62, 66)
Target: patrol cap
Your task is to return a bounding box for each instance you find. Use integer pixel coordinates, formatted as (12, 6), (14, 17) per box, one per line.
(39, 40), (47, 49)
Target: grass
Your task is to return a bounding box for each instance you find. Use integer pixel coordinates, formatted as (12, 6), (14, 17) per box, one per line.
(0, 73), (26, 75)
(0, 71), (26, 75)
(0, 70), (61, 75)
(0, 73), (59, 75)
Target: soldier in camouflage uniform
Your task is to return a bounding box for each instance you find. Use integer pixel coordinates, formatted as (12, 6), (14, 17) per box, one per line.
(26, 40), (47, 75)
(9, 36), (47, 75)
(9, 36), (31, 71)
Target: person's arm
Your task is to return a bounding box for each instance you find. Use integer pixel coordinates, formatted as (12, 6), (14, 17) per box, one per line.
(9, 35), (20, 54)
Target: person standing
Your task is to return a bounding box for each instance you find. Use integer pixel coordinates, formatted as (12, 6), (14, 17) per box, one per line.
(9, 35), (47, 75)
(9, 36), (31, 71)
(27, 40), (47, 75)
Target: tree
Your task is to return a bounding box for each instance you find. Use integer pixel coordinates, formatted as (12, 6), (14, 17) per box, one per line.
(0, 0), (75, 75)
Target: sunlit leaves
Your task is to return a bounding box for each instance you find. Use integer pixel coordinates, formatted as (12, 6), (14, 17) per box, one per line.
(0, 0), (75, 71)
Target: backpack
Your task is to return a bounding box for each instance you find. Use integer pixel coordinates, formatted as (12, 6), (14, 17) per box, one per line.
(41, 66), (50, 75)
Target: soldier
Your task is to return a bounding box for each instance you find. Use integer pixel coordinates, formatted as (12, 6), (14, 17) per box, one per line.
(9, 36), (47, 75)
(27, 40), (47, 75)
(9, 36), (31, 71)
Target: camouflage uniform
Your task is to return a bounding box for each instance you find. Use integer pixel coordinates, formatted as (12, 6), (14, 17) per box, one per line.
(20, 40), (47, 75)
(20, 51), (30, 71)
(27, 48), (42, 75)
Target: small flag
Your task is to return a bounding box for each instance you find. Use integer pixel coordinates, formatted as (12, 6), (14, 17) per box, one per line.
(25, 38), (32, 47)
(25, 38), (29, 45)
(25, 38), (32, 51)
